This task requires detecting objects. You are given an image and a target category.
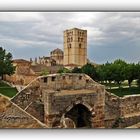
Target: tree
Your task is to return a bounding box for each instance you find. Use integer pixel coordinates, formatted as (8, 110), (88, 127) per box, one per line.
(96, 62), (115, 89)
(57, 67), (71, 73)
(0, 47), (15, 80)
(96, 64), (108, 83)
(81, 63), (98, 81)
(125, 63), (137, 87)
(71, 67), (82, 73)
(112, 59), (127, 88)
(136, 63), (140, 87)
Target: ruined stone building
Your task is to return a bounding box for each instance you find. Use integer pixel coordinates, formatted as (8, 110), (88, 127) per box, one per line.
(1, 73), (140, 128)
(4, 59), (37, 85)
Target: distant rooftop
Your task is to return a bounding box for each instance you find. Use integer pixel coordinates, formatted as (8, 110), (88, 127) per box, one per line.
(12, 59), (31, 63)
(50, 48), (63, 54)
(64, 28), (87, 31)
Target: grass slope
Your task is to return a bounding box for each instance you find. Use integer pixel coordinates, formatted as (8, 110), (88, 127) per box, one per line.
(0, 81), (17, 98)
(107, 87), (140, 97)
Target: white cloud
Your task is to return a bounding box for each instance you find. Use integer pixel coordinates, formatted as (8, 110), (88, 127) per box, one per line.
(0, 12), (139, 63)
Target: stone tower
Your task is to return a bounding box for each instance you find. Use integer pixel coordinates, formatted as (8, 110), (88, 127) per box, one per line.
(63, 28), (87, 67)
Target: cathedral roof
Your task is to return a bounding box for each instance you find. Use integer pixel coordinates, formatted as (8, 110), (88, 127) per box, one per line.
(12, 59), (31, 64)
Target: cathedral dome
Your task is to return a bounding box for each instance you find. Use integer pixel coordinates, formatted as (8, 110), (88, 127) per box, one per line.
(50, 48), (63, 55)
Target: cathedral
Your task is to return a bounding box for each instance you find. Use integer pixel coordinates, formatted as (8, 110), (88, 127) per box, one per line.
(31, 28), (88, 68)
(4, 28), (88, 86)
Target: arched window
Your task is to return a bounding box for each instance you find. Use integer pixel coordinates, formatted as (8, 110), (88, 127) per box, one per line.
(78, 37), (80, 42)
(67, 38), (70, 42)
(79, 44), (82, 48)
(69, 44), (71, 48)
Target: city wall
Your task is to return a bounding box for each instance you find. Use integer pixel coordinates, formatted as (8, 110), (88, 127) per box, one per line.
(105, 92), (140, 128)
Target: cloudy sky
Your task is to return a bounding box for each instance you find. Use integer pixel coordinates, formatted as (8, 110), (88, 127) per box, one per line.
(0, 12), (140, 64)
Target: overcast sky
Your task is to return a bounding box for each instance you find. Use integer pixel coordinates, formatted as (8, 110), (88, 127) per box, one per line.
(0, 12), (140, 64)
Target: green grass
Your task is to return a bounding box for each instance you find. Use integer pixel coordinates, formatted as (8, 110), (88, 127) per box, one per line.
(107, 87), (140, 97)
(0, 82), (11, 87)
(0, 81), (18, 98)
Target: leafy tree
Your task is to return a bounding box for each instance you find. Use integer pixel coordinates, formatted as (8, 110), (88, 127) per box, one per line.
(97, 62), (115, 89)
(136, 63), (140, 87)
(96, 64), (107, 83)
(71, 67), (82, 73)
(125, 63), (137, 87)
(81, 63), (98, 81)
(112, 59), (127, 88)
(0, 47), (15, 80)
(57, 67), (71, 73)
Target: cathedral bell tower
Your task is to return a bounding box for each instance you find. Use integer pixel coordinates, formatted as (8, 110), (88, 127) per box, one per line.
(63, 28), (87, 67)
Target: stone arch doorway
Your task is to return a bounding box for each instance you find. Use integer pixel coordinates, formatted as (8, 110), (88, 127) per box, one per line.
(64, 104), (92, 128)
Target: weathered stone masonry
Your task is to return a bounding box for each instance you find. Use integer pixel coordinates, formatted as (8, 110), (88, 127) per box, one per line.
(0, 94), (45, 128)
(11, 73), (105, 128)
(105, 92), (140, 128)
(1, 73), (140, 128)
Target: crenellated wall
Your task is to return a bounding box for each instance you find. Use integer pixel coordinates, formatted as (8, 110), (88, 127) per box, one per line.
(11, 73), (106, 128)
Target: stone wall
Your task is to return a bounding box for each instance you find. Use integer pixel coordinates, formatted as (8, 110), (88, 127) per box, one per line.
(105, 92), (140, 128)
(11, 77), (41, 109)
(0, 94), (45, 128)
(11, 73), (106, 128)
(25, 101), (44, 123)
(105, 91), (120, 128)
(43, 90), (105, 128)
(119, 95), (140, 128)
(5, 74), (38, 85)
(9, 73), (140, 128)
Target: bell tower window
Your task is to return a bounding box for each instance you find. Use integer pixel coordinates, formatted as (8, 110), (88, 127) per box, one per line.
(79, 44), (82, 48)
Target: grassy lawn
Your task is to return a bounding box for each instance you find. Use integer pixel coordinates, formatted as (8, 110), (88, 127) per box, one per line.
(107, 87), (140, 97)
(0, 81), (17, 98)
(102, 80), (137, 88)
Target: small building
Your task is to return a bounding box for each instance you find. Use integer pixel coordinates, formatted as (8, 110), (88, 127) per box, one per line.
(12, 59), (33, 75)
(4, 59), (37, 85)
(50, 48), (63, 65)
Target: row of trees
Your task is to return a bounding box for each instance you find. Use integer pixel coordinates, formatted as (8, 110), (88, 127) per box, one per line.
(96, 60), (140, 88)
(58, 59), (140, 88)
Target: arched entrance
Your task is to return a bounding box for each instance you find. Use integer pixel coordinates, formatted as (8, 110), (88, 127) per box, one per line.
(65, 104), (92, 128)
